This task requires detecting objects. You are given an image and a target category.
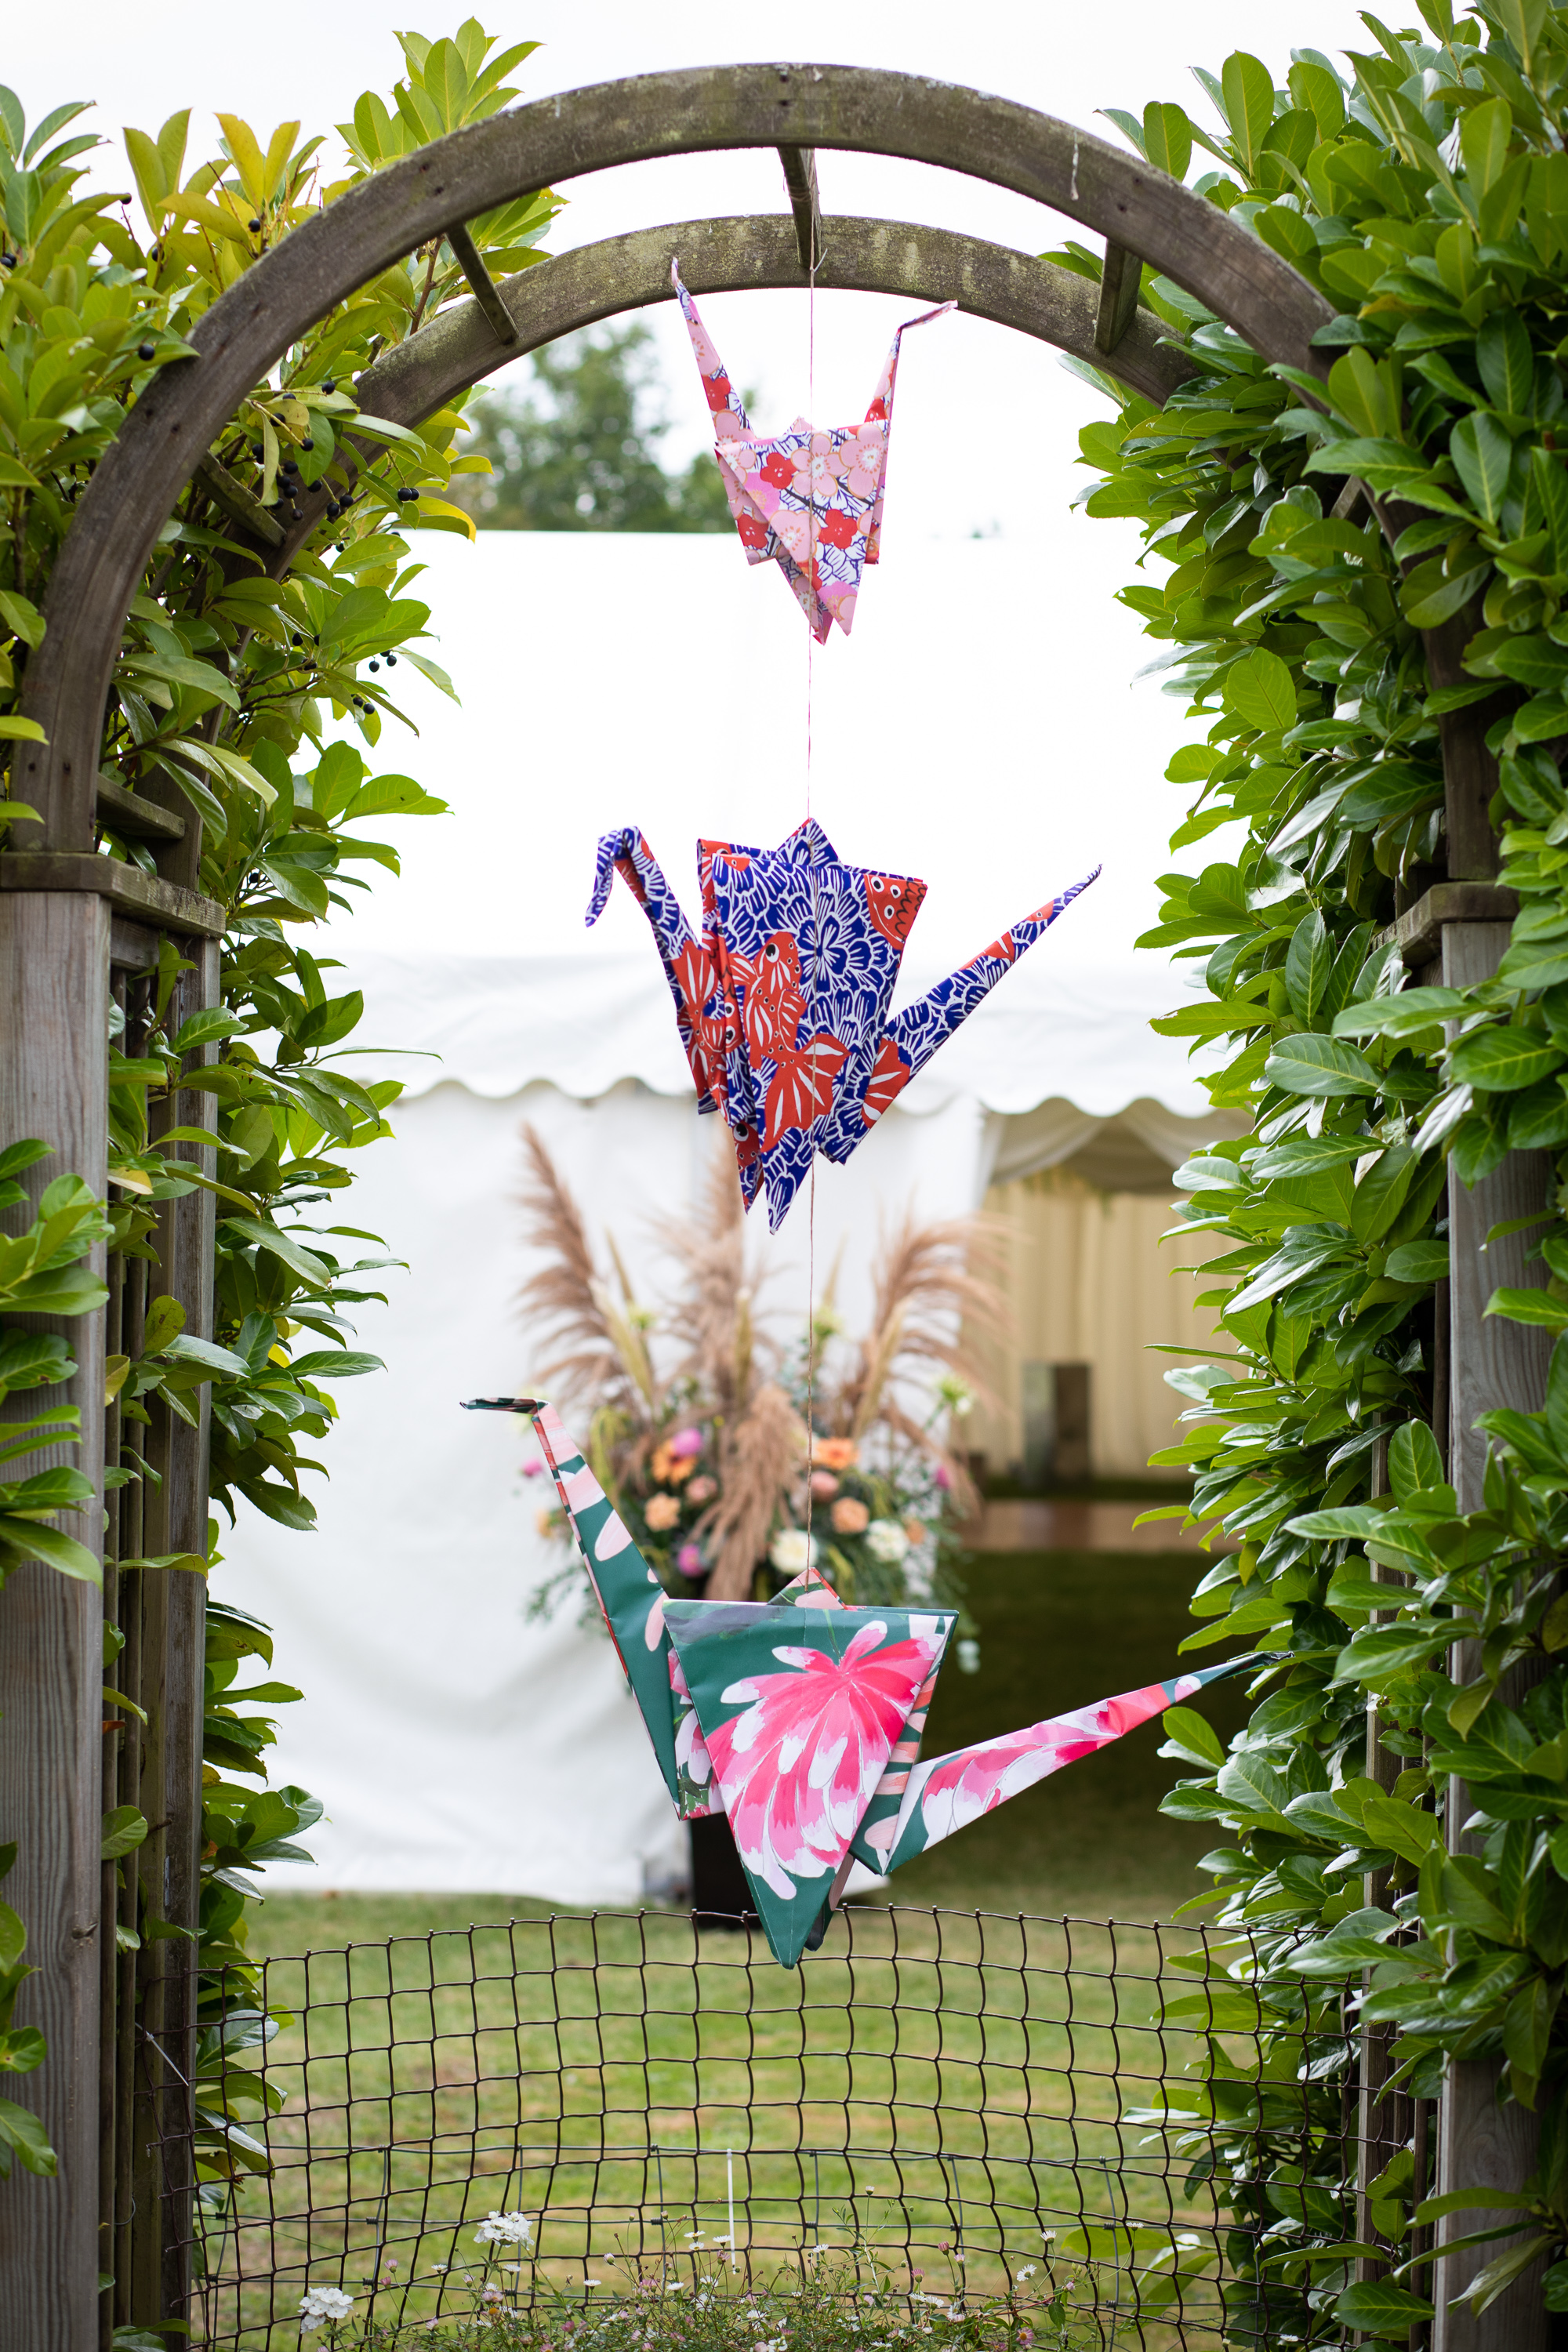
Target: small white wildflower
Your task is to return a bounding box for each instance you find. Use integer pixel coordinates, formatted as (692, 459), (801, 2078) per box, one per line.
(1039, 2230), (1056, 2245)
(299, 2285), (354, 2331)
(1015, 2266), (1036, 2282)
(474, 2209), (533, 2249)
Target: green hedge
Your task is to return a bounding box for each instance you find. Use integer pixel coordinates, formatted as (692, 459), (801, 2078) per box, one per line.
(1063, 3), (1568, 2338)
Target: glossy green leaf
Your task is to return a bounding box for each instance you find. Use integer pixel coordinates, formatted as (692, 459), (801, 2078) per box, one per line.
(1262, 1033), (1381, 1097)
(1450, 410), (1515, 528)
(1450, 1026), (1565, 1092)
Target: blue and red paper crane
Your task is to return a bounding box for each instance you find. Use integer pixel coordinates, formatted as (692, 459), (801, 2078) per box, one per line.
(587, 822), (1099, 1230)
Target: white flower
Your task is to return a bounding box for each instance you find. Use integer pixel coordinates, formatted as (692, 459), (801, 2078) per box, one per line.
(936, 1374), (975, 1417)
(956, 1639), (980, 1675)
(299, 2285), (354, 2330)
(769, 1527), (818, 1573)
(1015, 2265), (1036, 2281)
(864, 1520), (909, 1565)
(474, 2209), (533, 2248)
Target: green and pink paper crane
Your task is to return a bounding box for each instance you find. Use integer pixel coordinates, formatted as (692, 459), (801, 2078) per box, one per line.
(468, 1397), (1264, 1970)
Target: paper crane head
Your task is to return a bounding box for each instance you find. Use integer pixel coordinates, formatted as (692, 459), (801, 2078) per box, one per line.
(586, 821), (1099, 1230)
(465, 1396), (1268, 1969)
(672, 263), (953, 641)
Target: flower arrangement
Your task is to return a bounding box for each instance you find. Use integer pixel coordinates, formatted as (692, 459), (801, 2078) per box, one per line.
(517, 1130), (996, 1645)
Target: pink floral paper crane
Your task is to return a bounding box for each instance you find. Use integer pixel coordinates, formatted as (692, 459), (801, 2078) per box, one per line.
(672, 262), (953, 641)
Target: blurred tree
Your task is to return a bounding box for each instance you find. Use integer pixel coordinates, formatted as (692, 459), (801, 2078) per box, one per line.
(452, 321), (735, 530)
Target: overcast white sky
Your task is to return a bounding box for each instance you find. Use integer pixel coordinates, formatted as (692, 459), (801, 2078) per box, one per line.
(9, 2), (1374, 962)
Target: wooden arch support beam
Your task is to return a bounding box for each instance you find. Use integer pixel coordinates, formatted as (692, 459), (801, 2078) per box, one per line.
(263, 212), (1193, 578)
(16, 59), (1331, 852)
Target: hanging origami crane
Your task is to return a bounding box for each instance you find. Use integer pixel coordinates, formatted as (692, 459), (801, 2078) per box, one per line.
(586, 822), (1099, 1231)
(463, 1397), (1264, 1970)
(672, 262), (952, 641)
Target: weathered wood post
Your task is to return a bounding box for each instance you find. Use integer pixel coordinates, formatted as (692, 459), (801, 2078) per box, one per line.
(0, 887), (111, 2350)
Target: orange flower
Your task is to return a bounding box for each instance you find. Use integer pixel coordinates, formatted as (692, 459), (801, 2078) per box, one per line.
(645, 1492), (682, 1532)
(830, 1496), (869, 1535)
(903, 1519), (927, 1549)
(650, 1442), (696, 1486)
(814, 1438), (859, 1472)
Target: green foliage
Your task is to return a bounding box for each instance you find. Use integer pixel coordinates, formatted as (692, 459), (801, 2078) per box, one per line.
(0, 1142), (110, 1589)
(451, 323), (735, 531)
(0, 18), (554, 2247)
(0, 1839), (52, 2179)
(273, 2226), (1109, 2350)
(1071, 4), (1568, 2334)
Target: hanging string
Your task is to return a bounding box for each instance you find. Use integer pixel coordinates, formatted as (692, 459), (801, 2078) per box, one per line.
(803, 224), (819, 1574)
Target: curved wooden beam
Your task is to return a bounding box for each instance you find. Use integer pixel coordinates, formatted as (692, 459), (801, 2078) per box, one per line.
(17, 62), (1326, 848)
(384, 211), (1189, 414)
(266, 212), (1191, 573)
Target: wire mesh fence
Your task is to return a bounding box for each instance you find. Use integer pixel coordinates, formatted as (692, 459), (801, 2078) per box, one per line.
(165, 1904), (1348, 2349)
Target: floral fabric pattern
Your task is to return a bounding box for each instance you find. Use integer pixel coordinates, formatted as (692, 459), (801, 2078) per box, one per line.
(854, 1669), (1236, 1876)
(671, 263), (953, 641)
(506, 1399), (1261, 1969)
(663, 1599), (953, 1962)
(586, 822), (1100, 1229)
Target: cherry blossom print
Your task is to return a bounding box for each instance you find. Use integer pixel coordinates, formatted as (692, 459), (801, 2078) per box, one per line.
(670, 263), (950, 640)
(702, 1621), (946, 1897)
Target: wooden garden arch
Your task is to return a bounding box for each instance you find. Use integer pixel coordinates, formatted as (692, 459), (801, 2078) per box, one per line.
(0, 61), (1542, 2350)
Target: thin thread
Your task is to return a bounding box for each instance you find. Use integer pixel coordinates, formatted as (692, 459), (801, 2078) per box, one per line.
(804, 229), (818, 1568)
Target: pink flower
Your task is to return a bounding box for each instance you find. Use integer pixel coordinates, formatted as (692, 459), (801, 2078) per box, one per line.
(677, 1544), (706, 1577)
(670, 1427), (705, 1460)
(810, 1470), (840, 1501)
(687, 1475), (716, 1504)
(705, 1622), (944, 1896)
(934, 1463), (951, 1490)
(913, 1682), (1177, 1846)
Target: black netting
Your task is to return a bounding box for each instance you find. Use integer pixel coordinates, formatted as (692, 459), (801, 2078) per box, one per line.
(159, 1905), (1343, 2347)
